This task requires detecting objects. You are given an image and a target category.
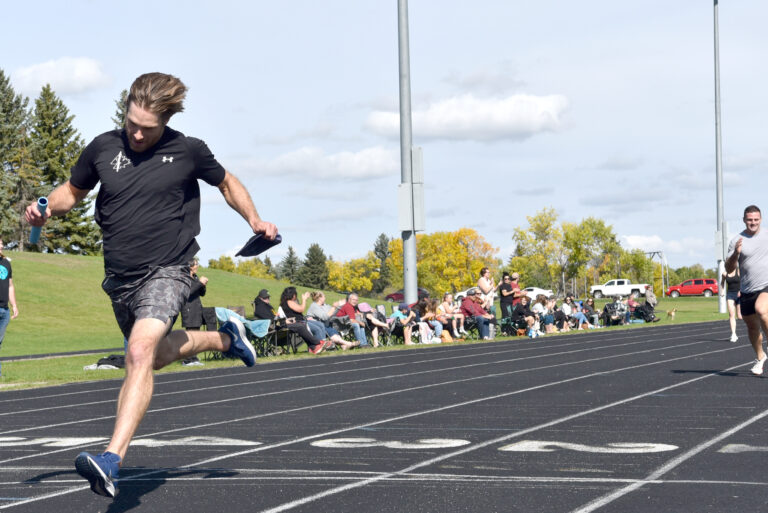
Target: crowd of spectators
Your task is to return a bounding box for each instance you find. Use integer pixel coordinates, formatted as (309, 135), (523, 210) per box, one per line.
(228, 269), (662, 355)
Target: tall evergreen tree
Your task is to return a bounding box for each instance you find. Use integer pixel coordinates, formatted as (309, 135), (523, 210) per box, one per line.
(0, 69), (31, 245)
(263, 256), (275, 277)
(27, 85), (101, 254)
(296, 243), (329, 289)
(111, 89), (128, 129)
(372, 233), (392, 294)
(278, 246), (301, 283)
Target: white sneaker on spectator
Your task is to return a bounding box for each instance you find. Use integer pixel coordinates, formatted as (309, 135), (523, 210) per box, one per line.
(453, 329), (460, 338)
(730, 333), (738, 343)
(751, 355), (767, 375)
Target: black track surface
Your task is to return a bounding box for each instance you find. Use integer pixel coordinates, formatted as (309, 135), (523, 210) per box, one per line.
(1, 321), (765, 512)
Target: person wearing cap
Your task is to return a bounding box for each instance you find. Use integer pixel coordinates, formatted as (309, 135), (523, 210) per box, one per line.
(460, 288), (494, 339)
(390, 302), (417, 345)
(253, 289), (276, 320)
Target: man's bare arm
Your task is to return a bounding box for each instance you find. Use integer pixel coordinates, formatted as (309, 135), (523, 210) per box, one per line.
(217, 171), (277, 239)
(25, 181), (89, 226)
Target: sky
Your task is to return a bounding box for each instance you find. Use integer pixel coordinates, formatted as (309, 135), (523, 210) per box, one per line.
(3, 0), (767, 275)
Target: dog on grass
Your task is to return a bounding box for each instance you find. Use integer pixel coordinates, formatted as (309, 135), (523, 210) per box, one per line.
(666, 308), (677, 320)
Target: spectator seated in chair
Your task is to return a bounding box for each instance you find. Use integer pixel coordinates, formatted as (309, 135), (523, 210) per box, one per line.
(335, 293), (369, 347)
(601, 296), (627, 326)
(280, 287), (337, 355)
(510, 295), (536, 335)
(531, 295), (554, 334)
(562, 295), (593, 329)
(437, 293), (466, 338)
(253, 289), (276, 320)
(306, 291), (359, 349)
(358, 302), (389, 347)
(460, 288), (496, 340)
(390, 302), (418, 345)
(582, 297), (601, 327)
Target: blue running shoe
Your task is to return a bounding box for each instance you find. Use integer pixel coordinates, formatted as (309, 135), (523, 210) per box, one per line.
(74, 451), (121, 498)
(220, 317), (256, 367)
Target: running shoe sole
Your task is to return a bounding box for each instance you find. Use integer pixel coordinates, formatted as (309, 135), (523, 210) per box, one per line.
(222, 317), (256, 367)
(75, 453), (116, 498)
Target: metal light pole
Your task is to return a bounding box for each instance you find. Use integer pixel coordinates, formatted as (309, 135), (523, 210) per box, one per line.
(714, 0), (727, 314)
(397, 0), (423, 305)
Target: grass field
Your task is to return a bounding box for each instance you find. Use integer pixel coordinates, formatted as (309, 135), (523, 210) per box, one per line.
(0, 251), (730, 390)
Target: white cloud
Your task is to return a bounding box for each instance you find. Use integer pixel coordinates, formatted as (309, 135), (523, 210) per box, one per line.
(622, 234), (665, 251)
(242, 146), (399, 180)
(365, 93), (569, 142)
(11, 57), (110, 96)
(622, 234), (715, 264)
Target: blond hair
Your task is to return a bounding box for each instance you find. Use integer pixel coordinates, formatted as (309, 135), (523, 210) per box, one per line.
(310, 291), (324, 302)
(127, 72), (187, 122)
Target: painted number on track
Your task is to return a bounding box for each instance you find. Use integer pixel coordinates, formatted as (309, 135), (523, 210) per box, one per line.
(498, 440), (678, 454)
(311, 438), (471, 450)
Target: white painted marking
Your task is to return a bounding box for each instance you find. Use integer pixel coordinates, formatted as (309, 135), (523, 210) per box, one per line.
(718, 443), (768, 454)
(0, 341), (740, 510)
(570, 406), (768, 513)
(499, 440), (678, 454)
(311, 438), (471, 450)
(254, 357), (745, 513)
(0, 436), (258, 448)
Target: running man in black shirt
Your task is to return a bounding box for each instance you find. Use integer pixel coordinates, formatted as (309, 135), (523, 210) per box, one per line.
(25, 73), (277, 498)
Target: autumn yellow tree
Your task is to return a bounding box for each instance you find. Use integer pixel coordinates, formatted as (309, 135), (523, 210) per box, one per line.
(327, 251), (381, 294)
(387, 228), (499, 295)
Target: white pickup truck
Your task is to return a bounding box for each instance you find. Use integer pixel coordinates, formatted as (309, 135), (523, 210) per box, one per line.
(590, 279), (649, 299)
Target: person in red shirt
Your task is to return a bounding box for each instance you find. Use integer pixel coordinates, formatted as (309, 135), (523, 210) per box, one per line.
(460, 289), (495, 339)
(335, 293), (369, 346)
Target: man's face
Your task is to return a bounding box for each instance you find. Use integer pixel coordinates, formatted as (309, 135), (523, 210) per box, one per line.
(125, 102), (167, 152)
(348, 295), (358, 306)
(744, 211), (762, 234)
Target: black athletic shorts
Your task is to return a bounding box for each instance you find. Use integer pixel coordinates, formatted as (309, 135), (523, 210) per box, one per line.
(738, 287), (768, 316)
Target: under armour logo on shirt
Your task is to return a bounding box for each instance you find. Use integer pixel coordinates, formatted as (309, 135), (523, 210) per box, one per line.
(162, 156), (174, 163)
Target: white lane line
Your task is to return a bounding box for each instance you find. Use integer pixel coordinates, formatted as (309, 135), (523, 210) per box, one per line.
(0, 339), (732, 468)
(255, 359), (748, 513)
(569, 405), (768, 513)
(0, 322), (709, 407)
(0, 346), (740, 509)
(0, 329), (710, 421)
(0, 336), (717, 443)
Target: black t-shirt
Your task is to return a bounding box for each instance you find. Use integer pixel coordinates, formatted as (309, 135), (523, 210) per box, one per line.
(253, 300), (276, 320)
(500, 283), (515, 305)
(0, 257), (11, 308)
(70, 128), (226, 278)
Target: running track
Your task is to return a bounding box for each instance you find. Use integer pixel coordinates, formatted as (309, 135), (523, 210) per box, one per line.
(1, 321), (765, 512)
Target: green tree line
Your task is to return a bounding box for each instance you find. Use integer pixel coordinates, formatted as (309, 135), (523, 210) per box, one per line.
(0, 69), (100, 253)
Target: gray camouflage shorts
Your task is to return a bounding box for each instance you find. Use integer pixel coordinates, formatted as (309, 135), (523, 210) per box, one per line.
(102, 265), (192, 339)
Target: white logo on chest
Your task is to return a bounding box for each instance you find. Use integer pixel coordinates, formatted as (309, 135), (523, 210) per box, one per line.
(162, 156), (174, 163)
(110, 151), (131, 172)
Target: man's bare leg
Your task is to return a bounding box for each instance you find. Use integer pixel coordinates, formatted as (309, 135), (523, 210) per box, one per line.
(154, 328), (231, 369)
(105, 318), (169, 460)
(105, 321), (235, 460)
